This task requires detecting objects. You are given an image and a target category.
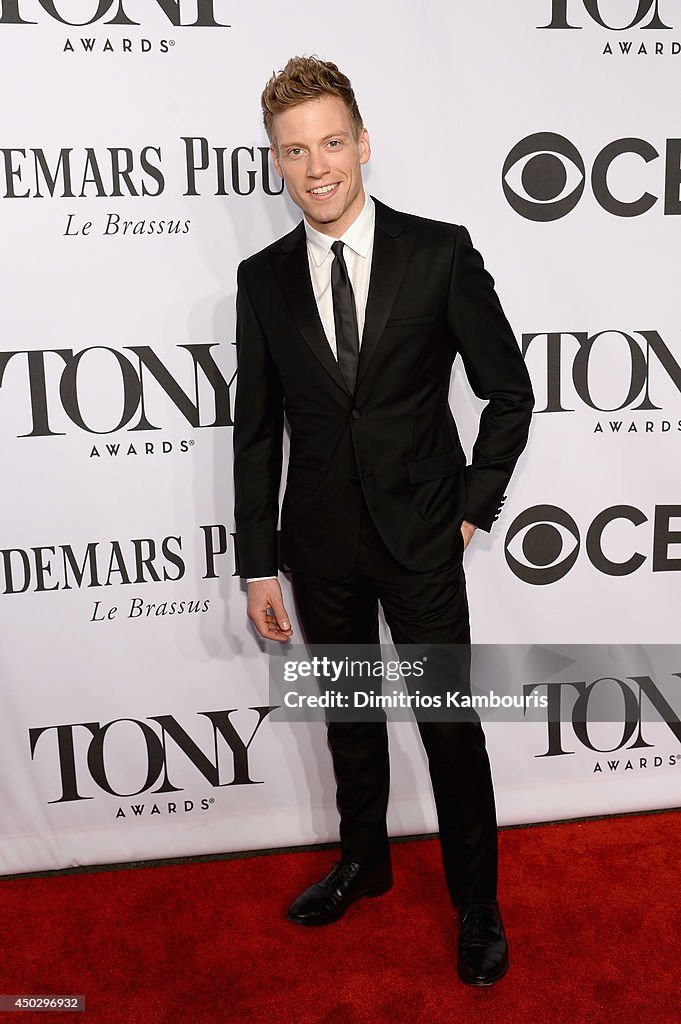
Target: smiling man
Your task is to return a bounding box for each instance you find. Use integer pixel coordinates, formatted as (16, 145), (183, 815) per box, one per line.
(272, 93), (368, 234)
(233, 56), (534, 986)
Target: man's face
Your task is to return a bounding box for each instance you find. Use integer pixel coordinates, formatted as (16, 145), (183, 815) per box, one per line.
(270, 94), (370, 237)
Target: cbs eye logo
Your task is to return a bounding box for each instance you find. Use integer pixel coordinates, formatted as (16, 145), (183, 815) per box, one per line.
(503, 133), (681, 220)
(504, 505), (580, 584)
(505, 503), (680, 583)
(502, 133), (585, 222)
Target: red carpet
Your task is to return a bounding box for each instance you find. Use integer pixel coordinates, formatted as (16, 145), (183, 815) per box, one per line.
(1, 811), (680, 1024)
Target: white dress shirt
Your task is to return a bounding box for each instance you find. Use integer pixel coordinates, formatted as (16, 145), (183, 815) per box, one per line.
(247, 192), (376, 582)
(304, 191), (375, 356)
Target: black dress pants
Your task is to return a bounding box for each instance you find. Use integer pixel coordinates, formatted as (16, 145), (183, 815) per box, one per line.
(290, 499), (498, 907)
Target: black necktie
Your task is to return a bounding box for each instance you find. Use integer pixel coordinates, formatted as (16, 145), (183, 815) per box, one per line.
(331, 240), (360, 393)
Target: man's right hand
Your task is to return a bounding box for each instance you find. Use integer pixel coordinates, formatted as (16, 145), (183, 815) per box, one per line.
(247, 579), (293, 642)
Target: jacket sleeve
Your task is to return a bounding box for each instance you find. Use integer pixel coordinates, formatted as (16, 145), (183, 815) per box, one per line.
(232, 261), (284, 577)
(447, 225), (534, 531)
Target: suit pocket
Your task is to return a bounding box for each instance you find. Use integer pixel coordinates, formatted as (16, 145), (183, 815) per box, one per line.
(286, 462), (324, 490)
(407, 450), (464, 484)
(386, 313), (438, 328)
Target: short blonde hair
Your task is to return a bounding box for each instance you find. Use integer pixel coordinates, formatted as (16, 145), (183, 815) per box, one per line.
(262, 56), (364, 145)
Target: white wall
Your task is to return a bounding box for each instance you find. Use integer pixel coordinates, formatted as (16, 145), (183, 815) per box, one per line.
(1, 0), (679, 874)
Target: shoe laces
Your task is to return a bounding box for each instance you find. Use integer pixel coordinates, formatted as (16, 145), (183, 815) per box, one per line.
(462, 903), (493, 943)
(329, 860), (360, 885)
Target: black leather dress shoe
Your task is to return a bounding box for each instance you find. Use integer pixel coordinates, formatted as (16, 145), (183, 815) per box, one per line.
(287, 859), (393, 926)
(457, 900), (509, 986)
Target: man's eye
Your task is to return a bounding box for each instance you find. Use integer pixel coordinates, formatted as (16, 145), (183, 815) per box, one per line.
(288, 148), (302, 157)
(327, 140), (341, 149)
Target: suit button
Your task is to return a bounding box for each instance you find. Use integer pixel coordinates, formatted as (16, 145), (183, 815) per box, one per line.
(351, 409), (361, 419)
(363, 468), (374, 479)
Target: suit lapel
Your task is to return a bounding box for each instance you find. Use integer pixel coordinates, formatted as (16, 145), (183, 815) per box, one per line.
(356, 201), (414, 391)
(268, 200), (414, 398)
(270, 224), (351, 396)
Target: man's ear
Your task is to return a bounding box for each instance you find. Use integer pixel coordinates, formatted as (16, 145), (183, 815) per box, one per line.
(270, 144), (283, 178)
(359, 128), (371, 167)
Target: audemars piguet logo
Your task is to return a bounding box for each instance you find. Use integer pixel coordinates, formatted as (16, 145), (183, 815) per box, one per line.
(0, 141), (283, 239)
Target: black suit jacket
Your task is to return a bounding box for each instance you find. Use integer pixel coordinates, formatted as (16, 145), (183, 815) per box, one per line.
(233, 198), (534, 581)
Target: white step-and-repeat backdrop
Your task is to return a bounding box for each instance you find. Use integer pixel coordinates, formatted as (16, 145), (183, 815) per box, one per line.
(1, 1), (679, 874)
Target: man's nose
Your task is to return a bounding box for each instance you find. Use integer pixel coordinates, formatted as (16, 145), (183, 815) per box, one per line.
(306, 149), (329, 178)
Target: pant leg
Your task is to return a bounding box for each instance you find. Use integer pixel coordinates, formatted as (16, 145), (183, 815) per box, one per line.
(357, 512), (498, 905)
(414, 718), (498, 905)
(290, 540), (391, 867)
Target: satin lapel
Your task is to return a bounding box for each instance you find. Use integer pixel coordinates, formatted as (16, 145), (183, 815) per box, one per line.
(270, 227), (351, 397)
(356, 221), (414, 391)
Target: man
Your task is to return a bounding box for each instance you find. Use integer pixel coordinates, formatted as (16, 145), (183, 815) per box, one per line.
(233, 56), (533, 986)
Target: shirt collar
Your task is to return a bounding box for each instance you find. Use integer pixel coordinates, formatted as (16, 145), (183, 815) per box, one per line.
(304, 192), (375, 267)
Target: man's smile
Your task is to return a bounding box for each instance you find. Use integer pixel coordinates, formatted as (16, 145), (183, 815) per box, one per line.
(309, 182), (340, 196)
